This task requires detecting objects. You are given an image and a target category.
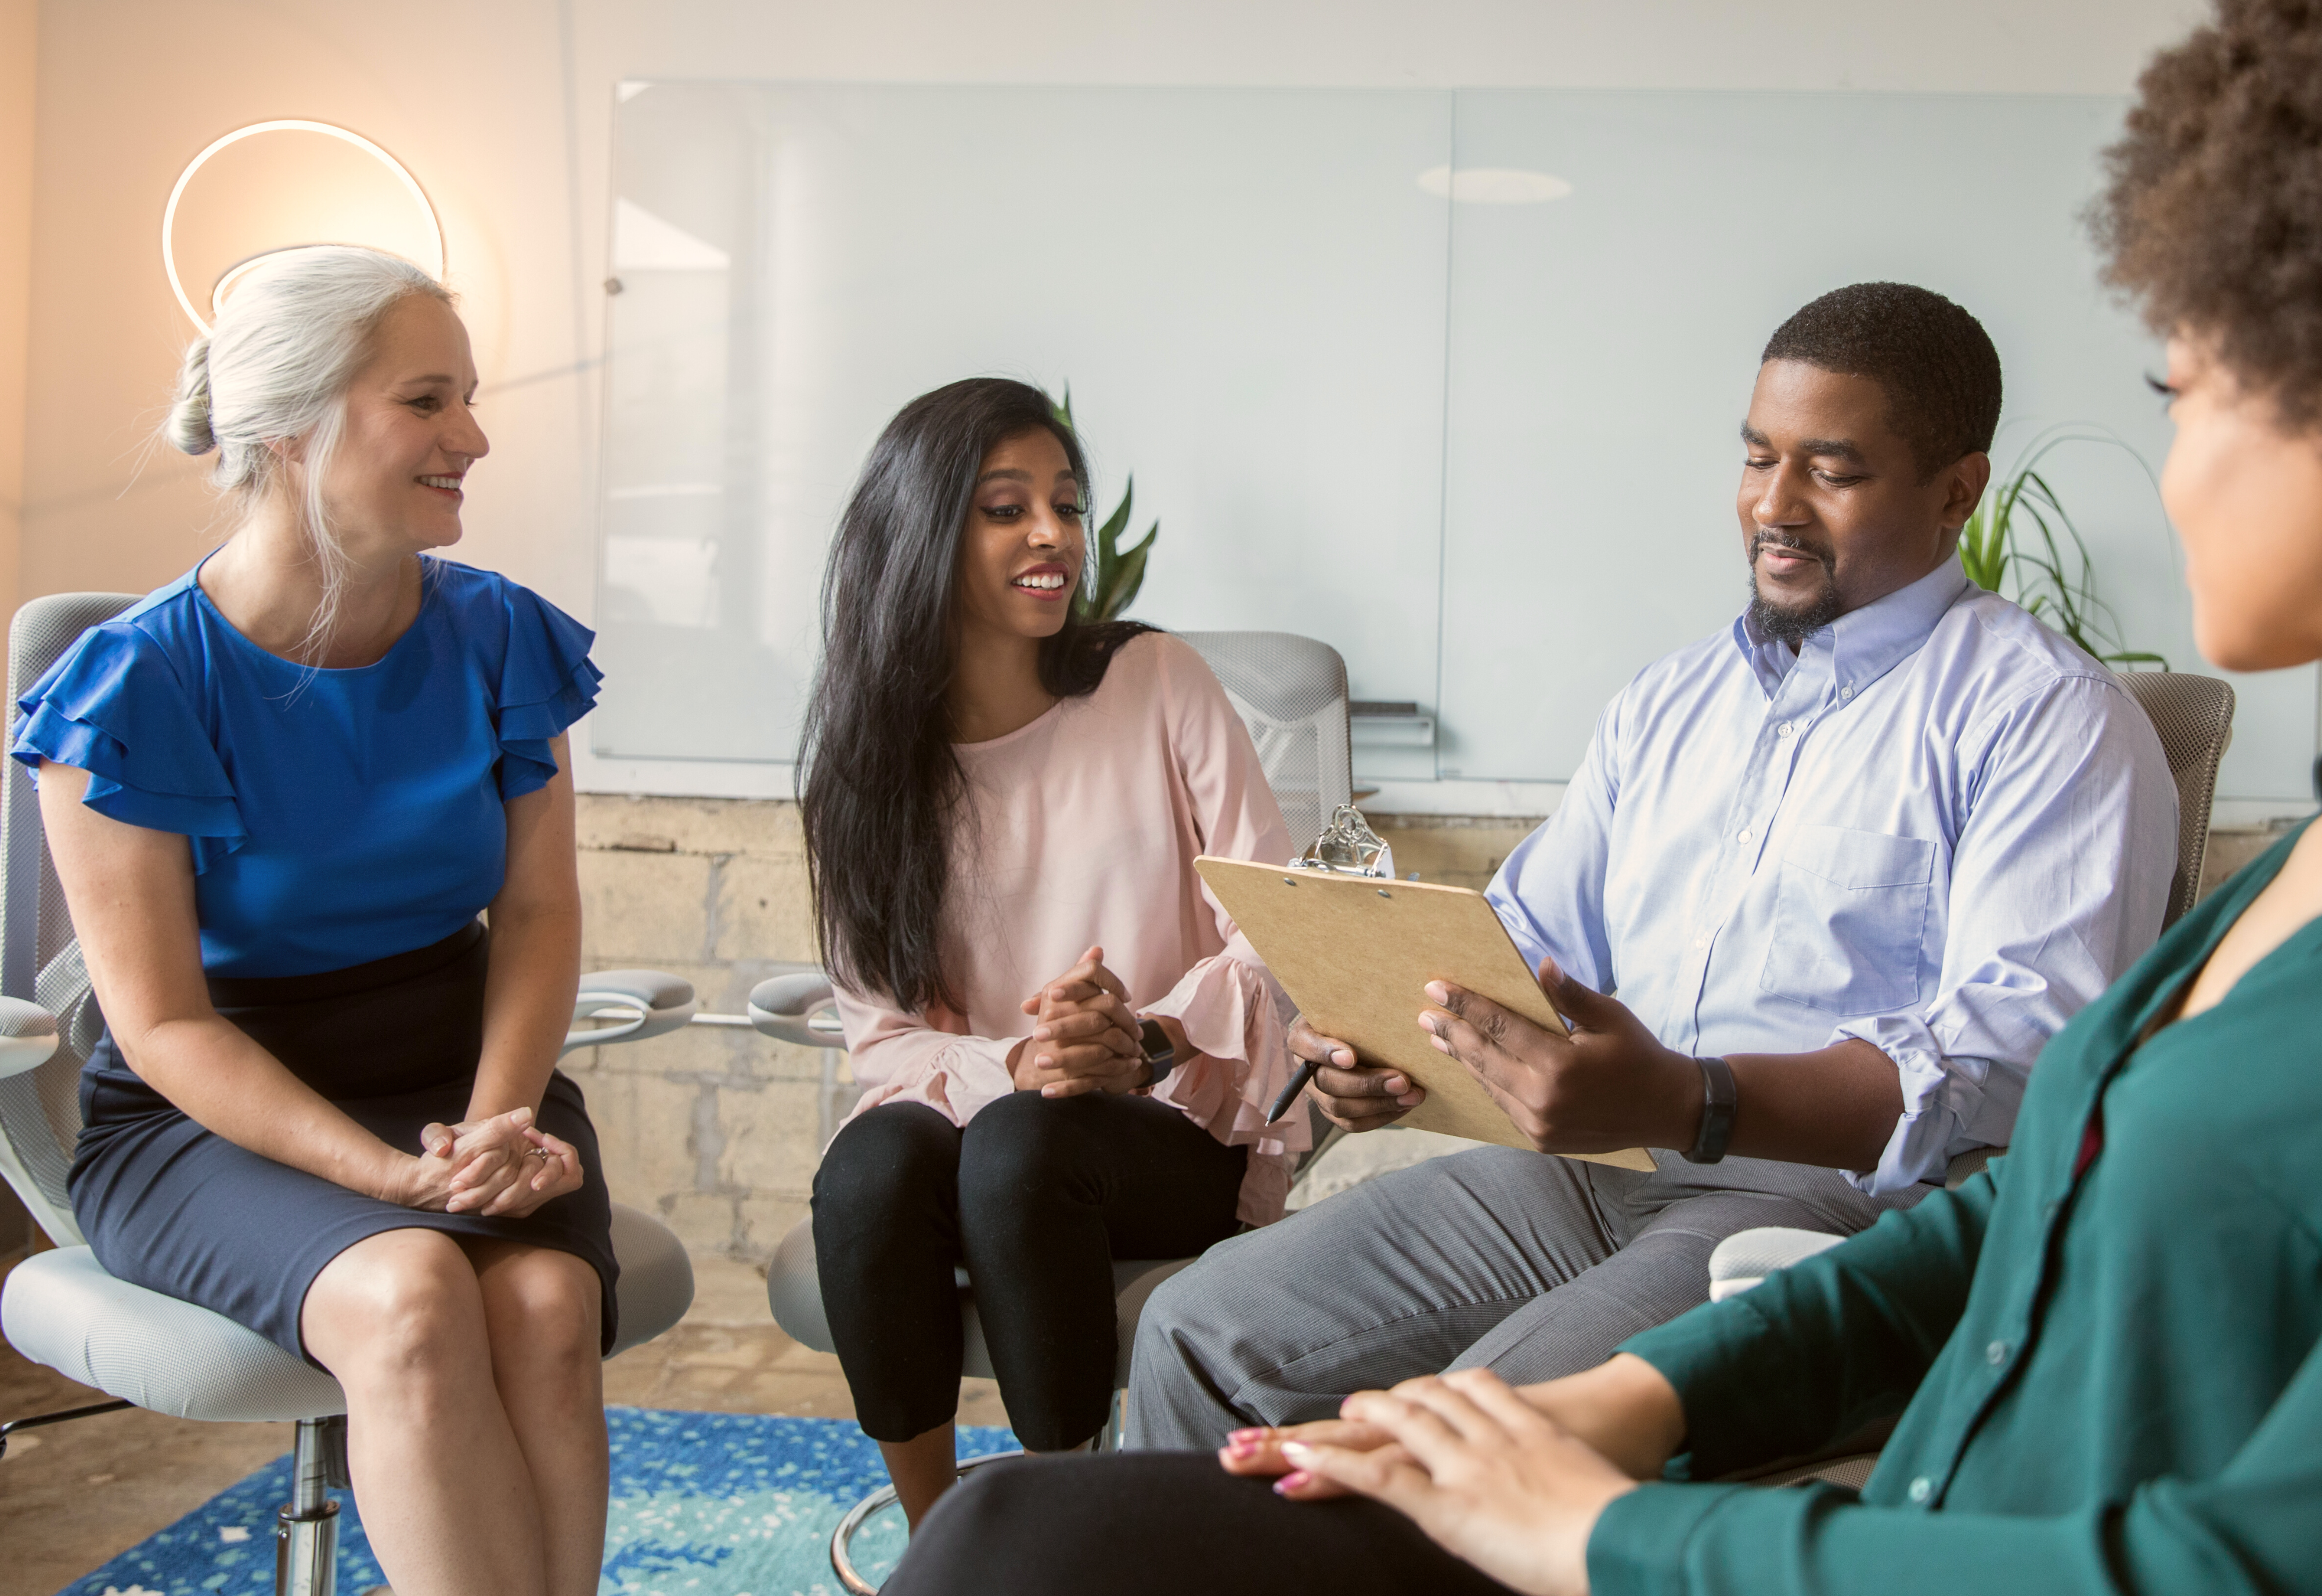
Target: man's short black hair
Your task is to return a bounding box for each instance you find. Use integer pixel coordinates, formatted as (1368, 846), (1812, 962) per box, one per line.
(1761, 283), (2003, 479)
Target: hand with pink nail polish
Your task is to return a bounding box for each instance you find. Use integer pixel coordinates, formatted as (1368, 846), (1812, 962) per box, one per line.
(1215, 1417), (1404, 1500)
(1281, 1369), (1642, 1596)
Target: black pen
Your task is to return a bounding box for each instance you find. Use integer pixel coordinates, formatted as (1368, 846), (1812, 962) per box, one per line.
(1265, 1059), (1321, 1125)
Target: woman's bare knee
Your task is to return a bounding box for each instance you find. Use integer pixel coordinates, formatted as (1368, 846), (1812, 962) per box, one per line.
(470, 1242), (603, 1373)
(303, 1229), (489, 1387)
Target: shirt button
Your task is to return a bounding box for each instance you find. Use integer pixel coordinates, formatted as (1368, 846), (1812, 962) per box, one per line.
(1736, 828), (1754, 845)
(1776, 721), (1796, 738)
(1839, 686), (1854, 700)
(1986, 1339), (2009, 1367)
(1908, 1476), (1932, 1504)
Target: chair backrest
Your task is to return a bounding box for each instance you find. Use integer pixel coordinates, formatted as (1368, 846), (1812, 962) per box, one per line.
(1177, 631), (1352, 858)
(2114, 670), (2236, 929)
(0, 593), (138, 1245)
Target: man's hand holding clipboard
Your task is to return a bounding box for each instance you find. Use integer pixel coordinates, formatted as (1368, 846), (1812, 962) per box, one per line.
(1196, 841), (1656, 1171)
(1295, 959), (1692, 1165)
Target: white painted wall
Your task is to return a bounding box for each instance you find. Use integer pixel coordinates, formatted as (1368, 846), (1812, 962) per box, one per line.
(0, 0), (35, 632)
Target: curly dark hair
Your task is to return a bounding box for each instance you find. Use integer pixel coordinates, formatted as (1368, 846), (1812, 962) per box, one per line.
(1760, 282), (2003, 479)
(2094, 0), (2322, 428)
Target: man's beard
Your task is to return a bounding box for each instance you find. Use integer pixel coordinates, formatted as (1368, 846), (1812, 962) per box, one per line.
(1746, 533), (1843, 648)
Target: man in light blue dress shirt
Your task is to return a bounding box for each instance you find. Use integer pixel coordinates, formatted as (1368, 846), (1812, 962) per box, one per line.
(1127, 283), (2179, 1450)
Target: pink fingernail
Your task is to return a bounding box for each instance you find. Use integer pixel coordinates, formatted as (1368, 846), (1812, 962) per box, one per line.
(1274, 1471), (1311, 1494)
(1228, 1428), (1265, 1443)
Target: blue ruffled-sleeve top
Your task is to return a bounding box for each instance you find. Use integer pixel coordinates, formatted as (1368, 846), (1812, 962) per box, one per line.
(9, 558), (601, 978)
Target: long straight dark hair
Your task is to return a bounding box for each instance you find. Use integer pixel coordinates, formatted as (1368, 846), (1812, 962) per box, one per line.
(799, 378), (1151, 1014)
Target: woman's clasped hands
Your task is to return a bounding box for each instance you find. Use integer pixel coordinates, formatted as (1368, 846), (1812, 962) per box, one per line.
(392, 1105), (585, 1217)
(1011, 944), (1152, 1098)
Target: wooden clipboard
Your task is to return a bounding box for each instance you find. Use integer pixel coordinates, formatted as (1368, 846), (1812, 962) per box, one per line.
(1198, 856), (1655, 1171)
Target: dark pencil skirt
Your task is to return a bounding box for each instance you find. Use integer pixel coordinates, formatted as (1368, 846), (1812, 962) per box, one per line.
(68, 920), (618, 1366)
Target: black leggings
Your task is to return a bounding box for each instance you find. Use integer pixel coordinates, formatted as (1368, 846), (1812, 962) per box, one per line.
(882, 1453), (1515, 1595)
(812, 1092), (1249, 1449)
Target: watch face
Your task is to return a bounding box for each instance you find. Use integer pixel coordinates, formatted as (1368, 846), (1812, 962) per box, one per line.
(1140, 1019), (1173, 1061)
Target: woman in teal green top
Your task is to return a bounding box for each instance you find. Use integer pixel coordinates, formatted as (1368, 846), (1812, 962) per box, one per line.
(881, 3), (2322, 1592)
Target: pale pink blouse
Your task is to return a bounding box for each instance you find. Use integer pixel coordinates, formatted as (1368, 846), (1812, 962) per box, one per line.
(831, 633), (1309, 1226)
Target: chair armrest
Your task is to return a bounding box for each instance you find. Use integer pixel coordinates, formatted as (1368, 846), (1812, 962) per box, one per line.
(563, 970), (698, 1056)
(0, 998), (59, 1081)
(747, 969), (843, 1049)
(1707, 1227), (1846, 1302)
(1945, 1146), (1998, 1189)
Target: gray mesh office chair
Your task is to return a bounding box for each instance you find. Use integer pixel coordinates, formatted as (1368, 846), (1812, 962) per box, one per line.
(744, 629), (1353, 1592)
(1704, 669), (2237, 1487)
(1178, 630), (1353, 855)
(0, 593), (701, 1596)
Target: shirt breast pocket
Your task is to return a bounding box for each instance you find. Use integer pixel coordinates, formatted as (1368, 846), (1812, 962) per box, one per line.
(1758, 825), (1935, 1017)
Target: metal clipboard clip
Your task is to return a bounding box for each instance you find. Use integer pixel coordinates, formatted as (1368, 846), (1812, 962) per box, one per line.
(1285, 804), (1396, 881)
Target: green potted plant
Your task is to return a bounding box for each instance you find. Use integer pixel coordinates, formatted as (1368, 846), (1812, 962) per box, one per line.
(1050, 389), (1159, 623)
(1957, 424), (2169, 669)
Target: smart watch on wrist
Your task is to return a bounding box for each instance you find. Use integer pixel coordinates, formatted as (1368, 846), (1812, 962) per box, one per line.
(1137, 1019), (1177, 1089)
(1683, 1055), (1736, 1164)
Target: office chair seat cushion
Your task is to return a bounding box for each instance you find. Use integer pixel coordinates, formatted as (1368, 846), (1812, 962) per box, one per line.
(1, 1245), (347, 1421)
(769, 1218), (1200, 1386)
(1, 1204), (690, 1424)
(1706, 1226), (1847, 1302)
(607, 1201), (695, 1355)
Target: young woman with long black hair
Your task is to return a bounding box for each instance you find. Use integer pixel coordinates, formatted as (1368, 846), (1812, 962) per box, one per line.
(799, 377), (1308, 1526)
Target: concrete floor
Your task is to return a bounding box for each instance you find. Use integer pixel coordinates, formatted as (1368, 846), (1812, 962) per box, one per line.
(0, 1252), (1004, 1596)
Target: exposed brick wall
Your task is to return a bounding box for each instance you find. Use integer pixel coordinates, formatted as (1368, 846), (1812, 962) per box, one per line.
(568, 796), (838, 1266)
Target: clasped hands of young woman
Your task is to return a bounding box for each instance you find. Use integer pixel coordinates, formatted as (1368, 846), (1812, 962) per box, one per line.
(389, 1106), (585, 1217)
(1007, 943), (1173, 1097)
(1217, 1354), (1688, 1596)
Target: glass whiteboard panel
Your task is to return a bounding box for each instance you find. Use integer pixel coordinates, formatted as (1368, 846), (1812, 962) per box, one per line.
(594, 84), (1455, 768)
(596, 84), (2314, 802)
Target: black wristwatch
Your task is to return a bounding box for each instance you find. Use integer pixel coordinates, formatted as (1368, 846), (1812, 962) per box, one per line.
(1137, 1019), (1177, 1089)
(1683, 1056), (1737, 1164)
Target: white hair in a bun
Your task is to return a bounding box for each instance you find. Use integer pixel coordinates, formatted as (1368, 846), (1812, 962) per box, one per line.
(164, 245), (452, 658)
(166, 337), (217, 456)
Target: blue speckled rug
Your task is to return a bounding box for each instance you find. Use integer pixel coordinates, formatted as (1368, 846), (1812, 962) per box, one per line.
(58, 1407), (1021, 1596)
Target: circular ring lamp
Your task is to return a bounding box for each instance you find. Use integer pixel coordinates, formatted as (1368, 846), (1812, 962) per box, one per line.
(161, 119), (444, 334)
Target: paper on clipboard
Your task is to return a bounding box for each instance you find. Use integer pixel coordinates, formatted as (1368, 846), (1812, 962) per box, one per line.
(1198, 854), (1656, 1172)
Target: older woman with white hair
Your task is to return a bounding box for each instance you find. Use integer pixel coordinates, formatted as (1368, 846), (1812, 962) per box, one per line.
(15, 246), (610, 1596)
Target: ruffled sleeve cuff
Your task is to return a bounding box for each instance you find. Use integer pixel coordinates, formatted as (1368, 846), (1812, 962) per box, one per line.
(495, 584), (603, 800)
(10, 624), (246, 868)
(1144, 936), (1311, 1224)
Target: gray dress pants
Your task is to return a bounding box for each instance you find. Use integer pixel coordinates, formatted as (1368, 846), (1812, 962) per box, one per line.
(1126, 1143), (1926, 1451)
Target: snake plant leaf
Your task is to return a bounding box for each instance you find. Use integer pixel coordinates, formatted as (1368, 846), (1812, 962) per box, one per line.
(1048, 386), (1162, 622)
(1097, 479), (1136, 558)
(1100, 525), (1156, 622)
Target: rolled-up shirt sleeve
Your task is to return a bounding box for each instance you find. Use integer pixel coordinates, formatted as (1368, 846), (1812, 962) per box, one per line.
(1833, 674), (2175, 1193)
